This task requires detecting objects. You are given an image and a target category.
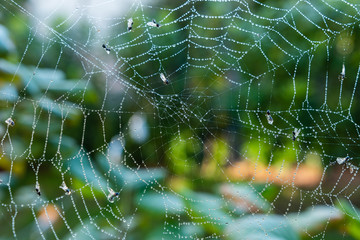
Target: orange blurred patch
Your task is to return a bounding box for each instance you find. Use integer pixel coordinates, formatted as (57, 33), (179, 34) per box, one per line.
(226, 160), (323, 188)
(38, 204), (60, 228)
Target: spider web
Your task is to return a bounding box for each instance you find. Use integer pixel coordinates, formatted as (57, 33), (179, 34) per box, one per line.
(0, 0), (360, 239)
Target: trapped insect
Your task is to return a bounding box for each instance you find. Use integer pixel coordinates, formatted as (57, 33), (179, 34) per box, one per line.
(35, 182), (41, 196)
(160, 73), (169, 85)
(292, 128), (300, 141)
(127, 18), (133, 31)
(107, 188), (119, 203)
(59, 181), (71, 195)
(265, 110), (273, 125)
(336, 156), (350, 165)
(338, 63), (345, 81)
(102, 44), (111, 54)
(5, 118), (15, 127)
(335, 156), (358, 173)
(147, 19), (160, 28)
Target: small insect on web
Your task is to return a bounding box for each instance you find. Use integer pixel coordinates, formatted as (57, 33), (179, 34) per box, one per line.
(265, 110), (273, 125)
(102, 44), (111, 54)
(5, 118), (14, 127)
(147, 19), (160, 28)
(336, 156), (358, 173)
(59, 181), (71, 195)
(107, 188), (119, 203)
(336, 156), (351, 165)
(127, 18), (133, 31)
(338, 63), (345, 81)
(160, 73), (169, 85)
(292, 128), (301, 141)
(35, 181), (41, 196)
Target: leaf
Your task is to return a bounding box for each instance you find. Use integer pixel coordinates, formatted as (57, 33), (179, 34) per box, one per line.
(68, 151), (107, 193)
(0, 60), (96, 100)
(121, 167), (166, 189)
(225, 214), (299, 240)
(288, 205), (343, 233)
(219, 183), (271, 213)
(184, 191), (232, 232)
(335, 199), (360, 239)
(336, 198), (360, 221)
(32, 68), (65, 85)
(145, 225), (179, 240)
(49, 135), (79, 158)
(0, 84), (18, 102)
(0, 25), (15, 54)
(144, 217), (205, 240)
(0, 59), (18, 75)
(66, 219), (117, 240)
(97, 153), (166, 190)
(137, 191), (185, 215)
(0, 59), (40, 94)
(32, 68), (97, 101)
(37, 97), (81, 119)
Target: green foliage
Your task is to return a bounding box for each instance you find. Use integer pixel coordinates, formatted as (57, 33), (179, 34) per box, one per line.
(225, 214), (299, 240)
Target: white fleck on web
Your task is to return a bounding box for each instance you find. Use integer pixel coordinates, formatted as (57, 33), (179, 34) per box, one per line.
(0, 0), (360, 239)
(59, 181), (71, 195)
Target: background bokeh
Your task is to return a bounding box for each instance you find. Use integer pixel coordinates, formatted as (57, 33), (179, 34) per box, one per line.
(0, 0), (360, 239)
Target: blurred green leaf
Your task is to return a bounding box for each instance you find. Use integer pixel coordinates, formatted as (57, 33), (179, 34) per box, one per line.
(184, 191), (232, 233)
(32, 68), (65, 85)
(219, 183), (271, 213)
(336, 199), (360, 239)
(121, 167), (166, 189)
(49, 135), (78, 158)
(0, 25), (15, 54)
(0, 84), (18, 101)
(146, 225), (179, 240)
(336, 198), (360, 221)
(137, 191), (185, 215)
(0, 59), (20, 75)
(225, 214), (299, 240)
(37, 97), (81, 119)
(66, 219), (118, 240)
(97, 153), (166, 190)
(288, 205), (342, 233)
(0, 59), (40, 94)
(0, 60), (96, 101)
(68, 151), (107, 193)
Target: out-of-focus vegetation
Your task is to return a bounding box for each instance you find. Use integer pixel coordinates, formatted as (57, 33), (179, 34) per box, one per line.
(0, 1), (360, 239)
